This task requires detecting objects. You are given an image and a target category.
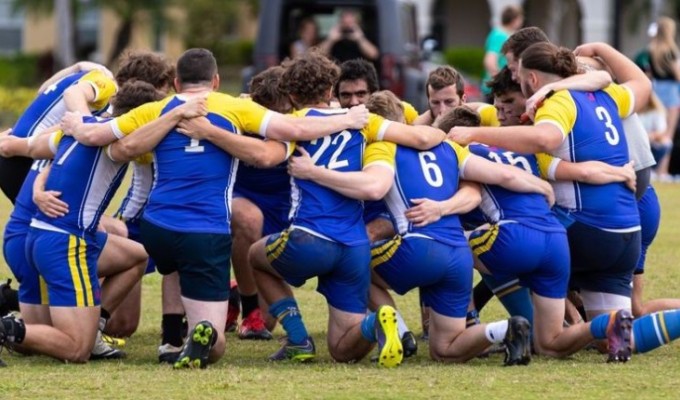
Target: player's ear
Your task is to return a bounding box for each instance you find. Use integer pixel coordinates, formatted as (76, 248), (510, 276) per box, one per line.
(212, 74), (220, 90)
(174, 77), (181, 93)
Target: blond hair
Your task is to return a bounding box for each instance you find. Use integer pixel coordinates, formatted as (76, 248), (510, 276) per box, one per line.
(649, 17), (680, 79)
(365, 91), (405, 122)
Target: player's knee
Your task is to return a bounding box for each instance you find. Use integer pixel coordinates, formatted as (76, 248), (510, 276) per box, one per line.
(428, 343), (466, 363)
(106, 315), (140, 338)
(328, 346), (359, 363)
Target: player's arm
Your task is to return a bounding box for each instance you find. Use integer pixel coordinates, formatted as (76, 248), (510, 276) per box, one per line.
(263, 105), (369, 141)
(574, 42), (652, 113)
(405, 181), (482, 227)
(61, 111), (117, 146)
(177, 116), (288, 168)
(32, 164), (69, 218)
(287, 147), (394, 201)
(526, 70), (613, 115)
(37, 61), (113, 94)
(540, 153), (637, 191)
(381, 122), (446, 150)
(462, 154), (555, 206)
(448, 124), (563, 154)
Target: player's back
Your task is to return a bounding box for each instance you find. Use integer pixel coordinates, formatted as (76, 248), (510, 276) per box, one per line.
(289, 108), (368, 246)
(551, 89), (639, 230)
(382, 140), (468, 247)
(469, 144), (563, 233)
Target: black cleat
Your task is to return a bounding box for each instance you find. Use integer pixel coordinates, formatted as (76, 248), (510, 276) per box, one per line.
(606, 310), (633, 363)
(0, 279), (15, 316)
(174, 321), (217, 369)
(401, 331), (418, 358)
(502, 316), (532, 366)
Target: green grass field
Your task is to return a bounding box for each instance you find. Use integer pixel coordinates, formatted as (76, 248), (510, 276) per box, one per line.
(1, 184), (680, 399)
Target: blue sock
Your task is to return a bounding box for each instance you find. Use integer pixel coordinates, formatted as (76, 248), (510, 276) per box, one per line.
(589, 312), (612, 340)
(466, 309), (480, 328)
(482, 274), (534, 326)
(360, 312), (377, 342)
(633, 310), (680, 353)
(269, 297), (308, 345)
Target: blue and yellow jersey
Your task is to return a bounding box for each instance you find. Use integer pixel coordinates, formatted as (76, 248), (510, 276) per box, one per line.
(234, 134), (289, 195)
(468, 144), (564, 233)
(365, 139), (470, 247)
(534, 84), (639, 230)
(12, 70), (116, 139)
(33, 117), (128, 238)
(110, 92), (274, 234)
(478, 104), (501, 127)
(4, 159), (52, 239)
(287, 109), (391, 246)
(114, 154), (154, 224)
(402, 101), (419, 125)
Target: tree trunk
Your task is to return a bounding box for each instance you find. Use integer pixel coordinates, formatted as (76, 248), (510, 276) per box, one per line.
(108, 17), (133, 65)
(54, 0), (75, 68)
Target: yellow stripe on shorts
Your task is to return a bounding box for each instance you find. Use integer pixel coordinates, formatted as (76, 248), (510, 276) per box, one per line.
(470, 225), (500, 256)
(370, 235), (402, 268)
(496, 284), (522, 299)
(77, 237), (94, 306)
(39, 276), (49, 305)
(266, 229), (290, 263)
(68, 235), (85, 307)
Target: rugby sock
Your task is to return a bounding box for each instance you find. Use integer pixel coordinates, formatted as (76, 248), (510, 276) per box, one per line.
(240, 293), (259, 319)
(360, 312), (377, 342)
(481, 274), (534, 325)
(99, 308), (111, 331)
(396, 312), (409, 337)
(484, 320), (509, 344)
(632, 310), (680, 353)
(269, 297), (308, 345)
(472, 281), (494, 313)
(588, 312), (612, 339)
(162, 313), (185, 347)
(466, 309), (480, 328)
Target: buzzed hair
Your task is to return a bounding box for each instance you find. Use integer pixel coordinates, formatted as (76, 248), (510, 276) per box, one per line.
(365, 90), (404, 122)
(436, 106), (481, 132)
(176, 48), (217, 85)
(426, 66), (465, 97)
(500, 27), (549, 57)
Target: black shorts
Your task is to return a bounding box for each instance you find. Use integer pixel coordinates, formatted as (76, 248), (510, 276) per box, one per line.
(140, 218), (232, 301)
(0, 155), (33, 204)
(567, 221), (641, 297)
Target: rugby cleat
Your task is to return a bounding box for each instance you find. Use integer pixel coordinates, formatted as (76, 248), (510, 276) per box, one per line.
(0, 279), (16, 316)
(225, 288), (240, 333)
(268, 336), (315, 362)
(502, 316), (532, 366)
(375, 305), (403, 368)
(606, 309), (634, 363)
(102, 333), (126, 348)
(401, 331), (418, 358)
(90, 330), (126, 360)
(174, 321), (217, 369)
(238, 309), (273, 340)
(158, 343), (183, 364)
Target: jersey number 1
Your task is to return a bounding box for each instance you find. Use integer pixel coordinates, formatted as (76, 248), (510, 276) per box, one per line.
(185, 138), (205, 153)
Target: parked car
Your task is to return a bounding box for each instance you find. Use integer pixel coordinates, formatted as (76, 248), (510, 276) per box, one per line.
(242, 0), (428, 110)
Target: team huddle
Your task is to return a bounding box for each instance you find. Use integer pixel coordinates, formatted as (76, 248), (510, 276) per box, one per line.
(1, 25), (680, 370)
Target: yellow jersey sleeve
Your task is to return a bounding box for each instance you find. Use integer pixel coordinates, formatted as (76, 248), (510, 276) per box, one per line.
(534, 90), (576, 138)
(208, 93), (273, 137)
(361, 113), (393, 143)
(110, 99), (167, 139)
(48, 130), (65, 155)
(603, 83), (635, 119)
(363, 141), (396, 170)
(535, 152), (561, 180)
(80, 70), (118, 111)
(478, 104), (500, 127)
(443, 140), (471, 171)
(401, 101), (419, 125)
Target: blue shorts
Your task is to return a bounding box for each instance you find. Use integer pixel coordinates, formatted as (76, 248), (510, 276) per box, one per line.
(25, 228), (102, 307)
(3, 232), (46, 305)
(636, 186), (661, 274)
(126, 219), (157, 275)
(140, 219), (231, 302)
(266, 228), (370, 314)
(653, 79), (680, 109)
(233, 186), (290, 236)
(567, 221), (640, 297)
(470, 223), (570, 299)
(371, 235), (473, 318)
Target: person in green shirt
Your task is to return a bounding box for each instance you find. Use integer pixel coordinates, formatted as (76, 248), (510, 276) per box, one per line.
(482, 5), (524, 102)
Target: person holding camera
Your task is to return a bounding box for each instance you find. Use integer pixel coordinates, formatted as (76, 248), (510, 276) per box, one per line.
(320, 10), (379, 63)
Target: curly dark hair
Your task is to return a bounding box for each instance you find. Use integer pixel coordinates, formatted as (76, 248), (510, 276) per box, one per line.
(115, 50), (175, 90)
(249, 66), (290, 113)
(334, 59), (379, 98)
(436, 106), (481, 132)
(486, 66), (521, 97)
(280, 49), (340, 108)
(111, 80), (165, 117)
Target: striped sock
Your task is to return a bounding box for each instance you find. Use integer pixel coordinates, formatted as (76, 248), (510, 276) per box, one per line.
(269, 297), (308, 345)
(633, 310), (680, 353)
(482, 274), (534, 325)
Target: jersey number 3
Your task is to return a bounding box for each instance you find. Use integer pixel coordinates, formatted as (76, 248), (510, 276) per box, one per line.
(595, 106), (620, 146)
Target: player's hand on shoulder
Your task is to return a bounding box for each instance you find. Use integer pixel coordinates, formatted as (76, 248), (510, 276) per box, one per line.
(177, 117), (212, 140)
(33, 189), (69, 218)
(447, 126), (474, 146)
(287, 147), (317, 180)
(405, 198), (442, 227)
(178, 95), (208, 119)
(622, 160), (637, 192)
(60, 111), (84, 136)
(346, 104), (369, 129)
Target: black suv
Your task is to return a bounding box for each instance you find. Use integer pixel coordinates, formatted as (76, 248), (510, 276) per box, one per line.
(242, 0), (427, 110)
